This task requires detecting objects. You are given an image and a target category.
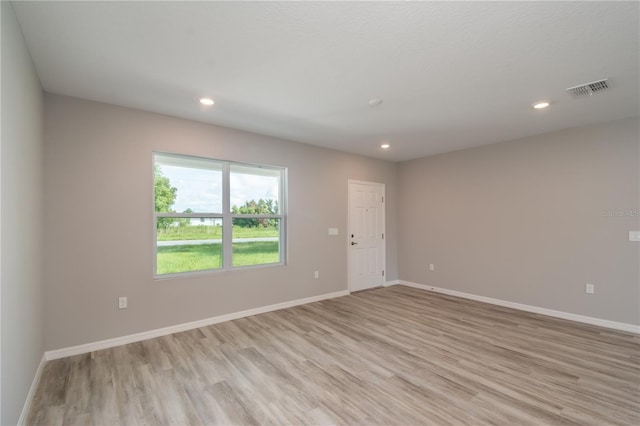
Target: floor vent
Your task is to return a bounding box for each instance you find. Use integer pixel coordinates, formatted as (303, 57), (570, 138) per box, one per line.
(566, 79), (609, 97)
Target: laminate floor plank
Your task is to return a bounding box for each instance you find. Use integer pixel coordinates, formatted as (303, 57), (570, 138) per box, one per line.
(133, 363), (168, 425)
(60, 354), (90, 426)
(109, 346), (146, 426)
(27, 285), (640, 425)
(88, 351), (119, 426)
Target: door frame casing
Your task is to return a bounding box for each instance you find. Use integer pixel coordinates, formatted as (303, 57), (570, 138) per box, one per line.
(347, 179), (386, 293)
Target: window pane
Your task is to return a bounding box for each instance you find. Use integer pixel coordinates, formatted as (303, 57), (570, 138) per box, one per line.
(232, 218), (280, 267)
(156, 218), (223, 274)
(154, 153), (222, 213)
(230, 164), (281, 214)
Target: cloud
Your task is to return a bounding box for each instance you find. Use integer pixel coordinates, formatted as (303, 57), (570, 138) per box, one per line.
(231, 173), (279, 209)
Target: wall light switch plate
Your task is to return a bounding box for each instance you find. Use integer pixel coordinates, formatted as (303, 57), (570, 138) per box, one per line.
(629, 231), (640, 242)
(585, 283), (595, 294)
(328, 228), (339, 236)
(119, 297), (128, 309)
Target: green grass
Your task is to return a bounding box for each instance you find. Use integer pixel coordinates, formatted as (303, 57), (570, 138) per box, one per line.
(156, 243), (222, 274)
(232, 241), (280, 267)
(157, 225), (278, 241)
(156, 241), (279, 275)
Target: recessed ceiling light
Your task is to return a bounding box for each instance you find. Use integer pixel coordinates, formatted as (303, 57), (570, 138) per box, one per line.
(533, 101), (550, 109)
(380, 144), (390, 149)
(199, 97), (215, 106)
(368, 98), (383, 107)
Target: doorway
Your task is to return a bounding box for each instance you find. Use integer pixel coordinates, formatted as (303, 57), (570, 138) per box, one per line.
(348, 180), (386, 292)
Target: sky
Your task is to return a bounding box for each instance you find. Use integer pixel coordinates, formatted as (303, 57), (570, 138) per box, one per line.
(159, 164), (279, 213)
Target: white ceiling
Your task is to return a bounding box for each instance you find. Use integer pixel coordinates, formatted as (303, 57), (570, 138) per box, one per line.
(12, 1), (640, 161)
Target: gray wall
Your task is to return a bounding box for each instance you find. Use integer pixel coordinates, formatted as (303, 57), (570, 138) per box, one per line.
(43, 94), (398, 350)
(1, 2), (45, 424)
(398, 117), (640, 325)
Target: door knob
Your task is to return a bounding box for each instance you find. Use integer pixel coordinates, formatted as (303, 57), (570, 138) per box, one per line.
(351, 241), (358, 245)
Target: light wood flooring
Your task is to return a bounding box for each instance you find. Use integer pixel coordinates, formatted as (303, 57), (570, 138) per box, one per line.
(28, 285), (640, 425)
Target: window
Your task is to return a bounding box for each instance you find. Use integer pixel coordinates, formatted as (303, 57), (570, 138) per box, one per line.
(154, 152), (286, 277)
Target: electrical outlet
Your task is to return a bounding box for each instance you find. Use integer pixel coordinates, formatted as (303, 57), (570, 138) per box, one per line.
(314, 271), (319, 279)
(585, 283), (595, 294)
(119, 297), (128, 309)
(429, 264), (435, 271)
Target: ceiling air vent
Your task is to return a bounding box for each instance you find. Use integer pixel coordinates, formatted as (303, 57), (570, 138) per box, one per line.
(566, 78), (609, 97)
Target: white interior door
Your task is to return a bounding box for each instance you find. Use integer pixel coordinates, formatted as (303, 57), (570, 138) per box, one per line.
(348, 181), (385, 292)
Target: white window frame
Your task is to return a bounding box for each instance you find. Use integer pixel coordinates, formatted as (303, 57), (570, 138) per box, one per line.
(153, 152), (287, 278)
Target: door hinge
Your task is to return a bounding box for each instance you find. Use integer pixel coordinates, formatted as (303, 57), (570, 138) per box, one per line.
(382, 196), (384, 203)
(382, 270), (385, 276)
(382, 233), (384, 239)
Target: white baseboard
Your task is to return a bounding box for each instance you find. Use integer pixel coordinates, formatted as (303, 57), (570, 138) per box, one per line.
(45, 289), (350, 360)
(389, 280), (640, 334)
(383, 280), (400, 287)
(17, 353), (46, 426)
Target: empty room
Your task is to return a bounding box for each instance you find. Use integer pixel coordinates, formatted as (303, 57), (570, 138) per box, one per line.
(1, 1), (639, 425)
